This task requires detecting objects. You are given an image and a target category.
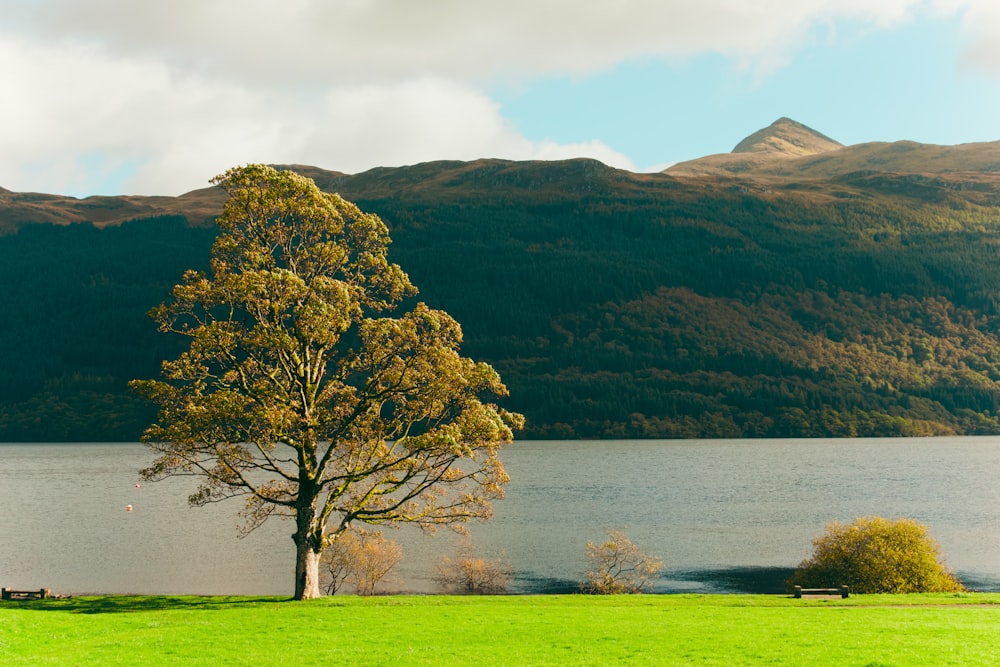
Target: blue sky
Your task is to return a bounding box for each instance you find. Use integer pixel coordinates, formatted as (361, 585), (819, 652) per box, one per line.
(495, 11), (998, 166)
(2, 1), (999, 197)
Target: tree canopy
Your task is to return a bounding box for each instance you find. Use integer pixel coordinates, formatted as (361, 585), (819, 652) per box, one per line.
(131, 164), (522, 599)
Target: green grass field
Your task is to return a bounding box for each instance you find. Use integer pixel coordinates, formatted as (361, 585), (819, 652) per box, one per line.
(2, 593), (998, 665)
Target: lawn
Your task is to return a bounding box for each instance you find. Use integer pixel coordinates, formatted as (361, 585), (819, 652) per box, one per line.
(2, 593), (998, 665)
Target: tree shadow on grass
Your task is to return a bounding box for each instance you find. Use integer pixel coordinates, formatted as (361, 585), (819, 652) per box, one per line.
(1, 595), (293, 614)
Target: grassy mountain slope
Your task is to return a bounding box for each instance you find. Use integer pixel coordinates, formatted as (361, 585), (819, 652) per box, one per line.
(668, 117), (1000, 194)
(731, 117), (843, 155)
(2, 121), (1000, 440)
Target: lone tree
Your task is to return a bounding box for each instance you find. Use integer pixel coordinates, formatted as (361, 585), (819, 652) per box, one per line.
(788, 516), (965, 594)
(131, 164), (522, 600)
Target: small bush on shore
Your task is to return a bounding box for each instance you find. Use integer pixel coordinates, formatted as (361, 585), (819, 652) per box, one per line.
(321, 528), (403, 595)
(582, 529), (663, 594)
(435, 539), (511, 594)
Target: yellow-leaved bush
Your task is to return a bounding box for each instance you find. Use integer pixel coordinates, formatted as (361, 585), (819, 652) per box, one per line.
(788, 516), (965, 594)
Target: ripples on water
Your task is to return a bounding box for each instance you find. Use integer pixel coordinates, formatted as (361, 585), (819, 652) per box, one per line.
(0, 437), (997, 595)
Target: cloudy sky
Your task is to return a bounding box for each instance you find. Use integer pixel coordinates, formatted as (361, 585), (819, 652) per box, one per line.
(3, 0), (999, 197)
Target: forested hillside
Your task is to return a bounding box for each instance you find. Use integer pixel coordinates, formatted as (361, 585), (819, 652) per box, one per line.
(3, 120), (1000, 440)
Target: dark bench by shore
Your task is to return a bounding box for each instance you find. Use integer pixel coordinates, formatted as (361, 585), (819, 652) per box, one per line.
(793, 585), (849, 598)
(2, 588), (51, 601)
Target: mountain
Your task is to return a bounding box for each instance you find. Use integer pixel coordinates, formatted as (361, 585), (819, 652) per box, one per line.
(666, 117), (843, 176)
(0, 188), (223, 235)
(731, 117), (843, 155)
(667, 117), (1000, 188)
(3, 119), (1000, 441)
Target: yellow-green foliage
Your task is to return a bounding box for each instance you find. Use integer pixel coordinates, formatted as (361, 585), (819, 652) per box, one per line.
(789, 516), (965, 594)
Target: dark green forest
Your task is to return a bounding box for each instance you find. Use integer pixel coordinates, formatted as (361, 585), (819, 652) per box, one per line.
(3, 158), (1000, 440)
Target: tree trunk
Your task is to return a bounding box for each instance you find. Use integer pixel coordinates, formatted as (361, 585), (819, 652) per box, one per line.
(293, 483), (322, 600)
(294, 538), (322, 600)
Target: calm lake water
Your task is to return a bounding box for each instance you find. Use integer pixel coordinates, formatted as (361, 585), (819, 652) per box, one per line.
(1, 437), (998, 595)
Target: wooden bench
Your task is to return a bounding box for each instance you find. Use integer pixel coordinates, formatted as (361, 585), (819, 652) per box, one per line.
(793, 585), (849, 598)
(2, 588), (51, 601)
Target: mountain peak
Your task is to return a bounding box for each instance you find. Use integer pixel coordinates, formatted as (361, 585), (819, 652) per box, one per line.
(731, 117), (843, 157)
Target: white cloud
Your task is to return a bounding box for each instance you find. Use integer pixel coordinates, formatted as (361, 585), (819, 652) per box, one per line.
(127, 76), (639, 194)
(948, 0), (1000, 76)
(298, 79), (637, 170)
(7, 0), (929, 84)
(1, 0), (991, 195)
(0, 33), (634, 195)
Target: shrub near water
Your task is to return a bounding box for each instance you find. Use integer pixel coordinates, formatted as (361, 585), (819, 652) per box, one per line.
(582, 529), (664, 594)
(435, 539), (511, 594)
(788, 516), (966, 594)
(320, 527), (403, 595)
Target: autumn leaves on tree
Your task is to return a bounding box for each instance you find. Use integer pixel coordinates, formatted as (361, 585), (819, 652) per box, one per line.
(132, 164), (522, 600)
